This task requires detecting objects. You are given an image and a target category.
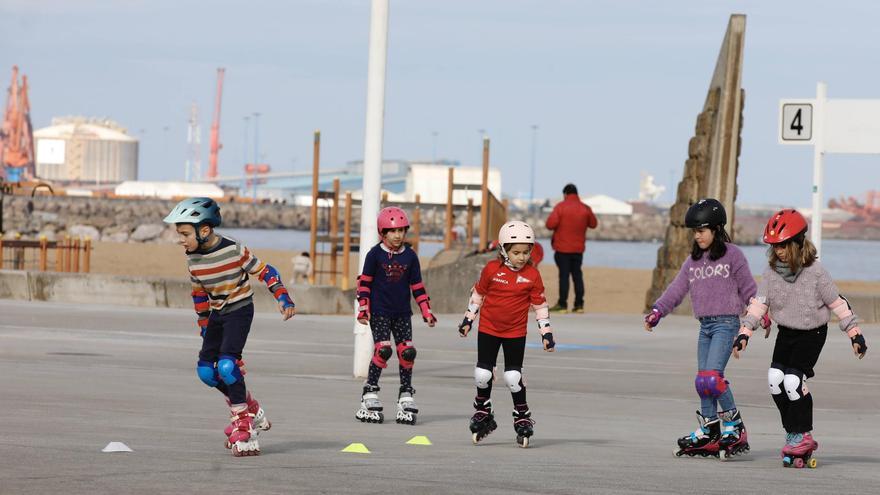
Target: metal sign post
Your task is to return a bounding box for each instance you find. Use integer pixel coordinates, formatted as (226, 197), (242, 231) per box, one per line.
(779, 82), (880, 258)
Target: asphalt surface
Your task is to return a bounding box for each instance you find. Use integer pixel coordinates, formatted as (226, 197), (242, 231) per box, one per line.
(1, 299), (878, 494)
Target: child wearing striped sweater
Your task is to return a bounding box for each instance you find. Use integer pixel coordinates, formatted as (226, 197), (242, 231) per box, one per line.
(355, 207), (436, 425)
(164, 197), (296, 457)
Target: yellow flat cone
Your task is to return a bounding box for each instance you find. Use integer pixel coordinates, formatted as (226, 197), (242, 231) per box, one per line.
(341, 443), (370, 454)
(406, 435), (432, 446)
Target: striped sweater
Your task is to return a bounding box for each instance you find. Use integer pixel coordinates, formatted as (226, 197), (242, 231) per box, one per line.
(188, 236), (292, 328)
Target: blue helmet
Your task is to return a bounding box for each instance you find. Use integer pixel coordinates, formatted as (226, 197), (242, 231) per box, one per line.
(163, 197), (222, 227)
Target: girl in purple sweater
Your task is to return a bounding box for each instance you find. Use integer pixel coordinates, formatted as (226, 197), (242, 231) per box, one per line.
(732, 209), (867, 468)
(644, 199), (757, 460)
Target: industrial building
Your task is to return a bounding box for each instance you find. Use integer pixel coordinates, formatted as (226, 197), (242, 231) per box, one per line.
(33, 117), (138, 183)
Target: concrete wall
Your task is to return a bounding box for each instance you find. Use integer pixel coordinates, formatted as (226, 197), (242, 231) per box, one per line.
(3, 265), (878, 323)
(0, 269), (347, 315)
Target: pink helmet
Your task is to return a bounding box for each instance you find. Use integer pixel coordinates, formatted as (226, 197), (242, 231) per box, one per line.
(377, 206), (410, 234)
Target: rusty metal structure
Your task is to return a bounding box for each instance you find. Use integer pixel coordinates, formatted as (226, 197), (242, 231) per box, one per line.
(0, 66), (35, 182)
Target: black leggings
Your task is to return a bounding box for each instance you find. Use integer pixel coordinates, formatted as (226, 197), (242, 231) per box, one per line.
(770, 325), (827, 433)
(476, 332), (527, 405)
(367, 315), (414, 390)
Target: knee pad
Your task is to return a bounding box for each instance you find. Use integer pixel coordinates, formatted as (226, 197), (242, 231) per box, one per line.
(217, 355), (244, 385)
(397, 341), (416, 369)
(197, 360), (219, 387)
(474, 364), (493, 389)
(768, 363), (785, 395)
(372, 341), (392, 369)
(695, 370), (728, 399)
(503, 369), (523, 393)
(783, 368), (808, 401)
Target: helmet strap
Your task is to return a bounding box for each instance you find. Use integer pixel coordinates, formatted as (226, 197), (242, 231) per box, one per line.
(499, 245), (523, 271)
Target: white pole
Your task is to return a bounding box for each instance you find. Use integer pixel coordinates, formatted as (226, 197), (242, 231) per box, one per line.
(811, 82), (826, 258)
(353, 0), (390, 378)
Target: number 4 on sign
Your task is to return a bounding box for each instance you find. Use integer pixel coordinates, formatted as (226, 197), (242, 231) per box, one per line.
(779, 102), (814, 144)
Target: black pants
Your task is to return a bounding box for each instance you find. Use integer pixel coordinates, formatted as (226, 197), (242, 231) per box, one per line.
(199, 303), (254, 404)
(367, 315), (414, 390)
(770, 324), (827, 433)
(476, 332), (527, 405)
(554, 252), (584, 309)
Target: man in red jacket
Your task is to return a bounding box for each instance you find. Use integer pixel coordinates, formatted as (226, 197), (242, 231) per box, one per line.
(545, 183), (598, 313)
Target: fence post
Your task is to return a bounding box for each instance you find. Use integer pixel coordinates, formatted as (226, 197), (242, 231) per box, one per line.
(412, 193), (421, 253)
(466, 198), (474, 248)
(55, 238), (63, 272)
(39, 236), (48, 271)
(330, 178), (340, 287)
(0, 238), (3, 269)
(63, 235), (71, 272)
(13, 233), (23, 270)
(342, 191), (353, 291)
(445, 167), (454, 249)
(72, 237), (80, 273)
(83, 238), (91, 273)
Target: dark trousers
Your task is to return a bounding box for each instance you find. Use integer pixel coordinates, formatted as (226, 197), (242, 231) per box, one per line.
(476, 332), (527, 405)
(199, 303), (255, 404)
(554, 252), (584, 308)
(770, 325), (827, 433)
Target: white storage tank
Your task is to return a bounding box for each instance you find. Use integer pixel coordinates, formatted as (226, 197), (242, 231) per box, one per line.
(34, 116), (138, 183)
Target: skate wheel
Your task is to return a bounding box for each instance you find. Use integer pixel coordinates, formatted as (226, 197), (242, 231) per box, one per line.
(807, 458), (817, 468)
(517, 436), (529, 448)
(793, 457), (805, 468)
(718, 450), (728, 462)
(472, 432), (480, 445)
(674, 449), (683, 457)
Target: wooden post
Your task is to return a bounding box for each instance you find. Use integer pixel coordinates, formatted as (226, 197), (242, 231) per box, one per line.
(55, 238), (62, 272)
(412, 193), (421, 253)
(445, 167), (454, 249)
(502, 198), (509, 224)
(13, 233), (23, 270)
(479, 137), (490, 251)
(83, 238), (91, 273)
(0, 238), (3, 269)
(72, 238), (80, 273)
(39, 236), (48, 271)
(64, 236), (71, 272)
(381, 191), (388, 204)
(342, 191), (353, 291)
(329, 178), (340, 287)
(466, 198), (474, 248)
(309, 130), (320, 284)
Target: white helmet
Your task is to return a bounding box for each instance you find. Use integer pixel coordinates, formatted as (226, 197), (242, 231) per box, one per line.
(498, 220), (535, 245)
(498, 221), (534, 269)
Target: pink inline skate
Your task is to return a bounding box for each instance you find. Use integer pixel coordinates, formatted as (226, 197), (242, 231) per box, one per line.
(782, 432), (818, 468)
(224, 392), (271, 448)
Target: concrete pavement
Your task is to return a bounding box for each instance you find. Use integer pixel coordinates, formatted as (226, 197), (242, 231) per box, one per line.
(1, 300), (878, 494)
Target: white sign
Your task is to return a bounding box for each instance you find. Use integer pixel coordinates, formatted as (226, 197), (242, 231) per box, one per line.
(778, 82), (880, 260)
(824, 99), (880, 154)
(779, 101), (814, 144)
(36, 138), (66, 164)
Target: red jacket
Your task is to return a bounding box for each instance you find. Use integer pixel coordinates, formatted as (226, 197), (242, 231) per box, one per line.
(545, 194), (598, 254)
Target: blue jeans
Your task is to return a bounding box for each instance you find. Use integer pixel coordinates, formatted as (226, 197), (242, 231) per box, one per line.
(696, 315), (739, 419)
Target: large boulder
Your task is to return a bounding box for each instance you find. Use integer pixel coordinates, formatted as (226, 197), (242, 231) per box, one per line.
(130, 224), (165, 242)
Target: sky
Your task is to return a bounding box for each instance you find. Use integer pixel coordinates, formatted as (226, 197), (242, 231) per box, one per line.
(1, 0), (878, 207)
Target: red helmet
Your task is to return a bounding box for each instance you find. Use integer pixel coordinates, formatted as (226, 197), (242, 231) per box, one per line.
(763, 209), (808, 244)
(377, 206), (410, 234)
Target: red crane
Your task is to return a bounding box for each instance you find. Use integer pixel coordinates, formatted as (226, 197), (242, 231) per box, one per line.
(207, 67), (225, 179)
(0, 65), (35, 182)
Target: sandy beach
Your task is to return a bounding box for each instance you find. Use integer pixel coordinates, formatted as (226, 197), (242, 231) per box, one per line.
(87, 241), (879, 315)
